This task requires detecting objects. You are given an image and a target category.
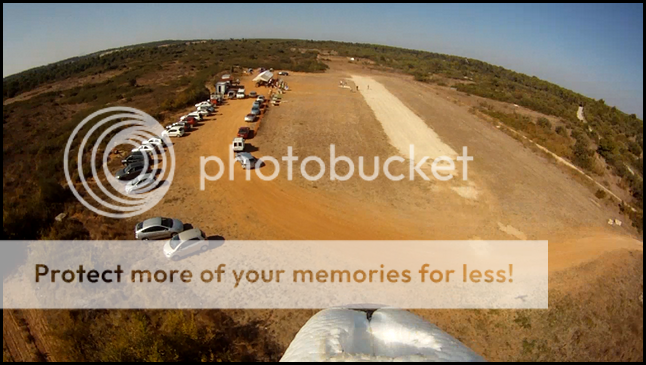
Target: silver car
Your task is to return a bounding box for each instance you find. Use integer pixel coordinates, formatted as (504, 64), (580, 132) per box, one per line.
(244, 113), (256, 122)
(235, 152), (260, 169)
(163, 228), (208, 260)
(135, 217), (184, 240)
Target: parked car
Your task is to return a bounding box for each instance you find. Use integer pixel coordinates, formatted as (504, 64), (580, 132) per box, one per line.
(187, 112), (204, 121)
(121, 151), (152, 166)
(249, 91), (258, 98)
(252, 101), (261, 109)
(162, 126), (185, 138)
(227, 90), (236, 99)
(168, 121), (191, 131)
(132, 144), (157, 154)
(235, 152), (259, 169)
(143, 137), (166, 149)
(244, 113), (256, 122)
(125, 173), (156, 194)
(250, 107), (261, 116)
(256, 96), (265, 103)
(179, 116), (197, 127)
(278, 71), (289, 76)
(236, 90), (246, 99)
(194, 109), (209, 118)
(115, 161), (151, 181)
(232, 137), (245, 152)
(135, 217), (184, 240)
(237, 127), (251, 139)
(163, 228), (209, 261)
(195, 101), (212, 108)
(180, 114), (197, 121)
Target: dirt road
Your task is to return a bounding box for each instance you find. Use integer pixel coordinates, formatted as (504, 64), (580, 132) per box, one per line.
(351, 75), (457, 161)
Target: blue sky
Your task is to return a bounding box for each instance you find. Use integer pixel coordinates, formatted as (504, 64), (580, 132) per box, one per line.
(3, 3), (643, 117)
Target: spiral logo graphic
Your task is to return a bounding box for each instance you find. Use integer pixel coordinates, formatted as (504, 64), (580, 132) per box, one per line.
(64, 107), (175, 218)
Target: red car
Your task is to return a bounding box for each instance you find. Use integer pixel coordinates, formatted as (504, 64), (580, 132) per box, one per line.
(237, 127), (251, 139)
(181, 116), (197, 126)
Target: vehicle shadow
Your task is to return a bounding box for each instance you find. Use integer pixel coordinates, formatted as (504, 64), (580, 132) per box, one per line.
(244, 144), (260, 153)
(176, 235), (226, 261)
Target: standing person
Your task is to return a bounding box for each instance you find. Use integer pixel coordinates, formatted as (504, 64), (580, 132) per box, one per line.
(356, 85), (359, 91)
(367, 85), (370, 90)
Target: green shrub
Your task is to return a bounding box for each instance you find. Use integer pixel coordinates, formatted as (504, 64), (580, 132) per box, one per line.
(537, 117), (552, 130)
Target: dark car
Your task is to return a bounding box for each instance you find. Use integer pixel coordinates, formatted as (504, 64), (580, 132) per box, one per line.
(237, 127), (251, 139)
(121, 151), (151, 166)
(115, 161), (151, 181)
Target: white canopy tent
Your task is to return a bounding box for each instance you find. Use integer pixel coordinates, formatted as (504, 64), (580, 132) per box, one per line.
(253, 70), (274, 83)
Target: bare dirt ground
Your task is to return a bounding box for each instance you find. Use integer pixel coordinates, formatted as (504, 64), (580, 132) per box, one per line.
(4, 58), (643, 362)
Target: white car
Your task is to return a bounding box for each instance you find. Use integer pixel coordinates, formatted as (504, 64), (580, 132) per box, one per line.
(167, 121), (190, 131)
(162, 126), (185, 138)
(125, 173), (156, 195)
(256, 96), (265, 103)
(187, 112), (203, 121)
(131, 144), (157, 153)
(236, 90), (246, 99)
(143, 137), (166, 149)
(195, 108), (210, 116)
(232, 137), (245, 152)
(163, 228), (209, 261)
(195, 101), (212, 108)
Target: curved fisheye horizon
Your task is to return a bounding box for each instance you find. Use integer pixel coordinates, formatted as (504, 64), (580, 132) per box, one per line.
(2, 3), (643, 363)
(2, 3), (643, 118)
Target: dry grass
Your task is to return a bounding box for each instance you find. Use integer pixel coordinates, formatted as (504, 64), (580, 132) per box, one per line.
(409, 250), (643, 361)
(3, 339), (13, 362)
(42, 310), (285, 362)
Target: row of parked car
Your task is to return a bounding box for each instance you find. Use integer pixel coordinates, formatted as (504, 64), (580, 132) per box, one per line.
(162, 99), (217, 138)
(114, 137), (168, 194)
(134, 217), (209, 261)
(115, 99), (218, 194)
(233, 94), (267, 169)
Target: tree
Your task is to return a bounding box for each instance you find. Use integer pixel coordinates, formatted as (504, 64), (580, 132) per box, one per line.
(537, 117), (552, 130)
(555, 126), (568, 137)
(572, 137), (594, 171)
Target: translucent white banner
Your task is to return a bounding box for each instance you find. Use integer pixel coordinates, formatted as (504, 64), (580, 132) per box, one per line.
(2, 240), (548, 309)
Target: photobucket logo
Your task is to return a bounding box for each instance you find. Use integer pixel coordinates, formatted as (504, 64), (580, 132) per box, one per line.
(200, 144), (473, 187)
(63, 107), (175, 218)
